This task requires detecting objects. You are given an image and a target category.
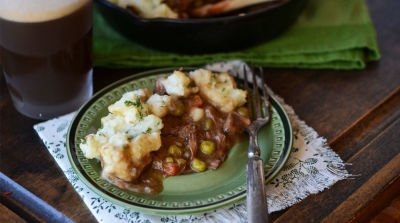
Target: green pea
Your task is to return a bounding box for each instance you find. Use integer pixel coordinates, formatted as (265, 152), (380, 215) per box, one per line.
(237, 107), (249, 117)
(191, 158), (207, 172)
(168, 144), (182, 157)
(172, 102), (185, 116)
(201, 141), (215, 155)
(164, 157), (174, 163)
(203, 118), (214, 131)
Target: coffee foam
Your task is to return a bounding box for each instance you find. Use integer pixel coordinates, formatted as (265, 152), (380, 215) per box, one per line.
(0, 0), (90, 22)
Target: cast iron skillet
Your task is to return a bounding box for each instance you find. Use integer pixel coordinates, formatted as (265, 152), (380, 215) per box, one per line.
(95, 0), (306, 54)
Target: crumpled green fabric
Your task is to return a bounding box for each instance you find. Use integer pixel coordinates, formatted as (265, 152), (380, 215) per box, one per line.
(93, 0), (380, 70)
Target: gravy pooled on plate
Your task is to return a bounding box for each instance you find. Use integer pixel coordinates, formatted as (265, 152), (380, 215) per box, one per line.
(80, 69), (250, 193)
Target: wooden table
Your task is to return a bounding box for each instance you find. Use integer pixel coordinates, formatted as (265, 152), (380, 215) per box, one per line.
(1, 0), (399, 222)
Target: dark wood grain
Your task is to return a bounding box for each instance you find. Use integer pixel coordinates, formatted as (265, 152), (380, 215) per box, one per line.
(272, 117), (400, 223)
(321, 153), (400, 223)
(353, 178), (400, 223)
(0, 203), (27, 223)
(0, 0), (399, 222)
(329, 88), (400, 161)
(370, 195), (400, 223)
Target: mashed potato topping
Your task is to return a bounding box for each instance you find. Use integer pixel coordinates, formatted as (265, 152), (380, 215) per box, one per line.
(80, 69), (248, 189)
(107, 0), (178, 18)
(146, 94), (172, 117)
(161, 70), (198, 97)
(108, 89), (150, 123)
(189, 69), (247, 113)
(80, 89), (163, 182)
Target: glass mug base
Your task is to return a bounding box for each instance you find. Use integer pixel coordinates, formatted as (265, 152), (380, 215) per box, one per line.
(7, 69), (93, 120)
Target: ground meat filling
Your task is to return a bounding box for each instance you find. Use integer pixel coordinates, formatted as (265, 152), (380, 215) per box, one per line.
(121, 89), (250, 193)
(125, 74), (251, 193)
(159, 93), (250, 173)
(154, 77), (167, 95)
(164, 0), (223, 17)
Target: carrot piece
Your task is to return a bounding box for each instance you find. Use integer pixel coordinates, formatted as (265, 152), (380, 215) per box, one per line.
(163, 162), (179, 176)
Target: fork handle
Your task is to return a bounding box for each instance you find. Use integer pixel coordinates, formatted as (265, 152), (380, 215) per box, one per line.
(247, 156), (270, 223)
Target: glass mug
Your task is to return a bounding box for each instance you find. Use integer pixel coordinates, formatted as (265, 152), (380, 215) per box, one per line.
(0, 0), (93, 119)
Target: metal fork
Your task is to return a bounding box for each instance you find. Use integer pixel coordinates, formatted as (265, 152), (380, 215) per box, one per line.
(244, 66), (271, 223)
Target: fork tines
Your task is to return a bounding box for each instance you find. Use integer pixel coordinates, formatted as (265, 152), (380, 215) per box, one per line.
(243, 66), (270, 122)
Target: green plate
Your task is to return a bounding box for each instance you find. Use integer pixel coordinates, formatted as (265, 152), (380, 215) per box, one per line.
(66, 68), (292, 215)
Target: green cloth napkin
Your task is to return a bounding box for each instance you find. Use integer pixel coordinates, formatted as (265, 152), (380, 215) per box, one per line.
(93, 0), (380, 70)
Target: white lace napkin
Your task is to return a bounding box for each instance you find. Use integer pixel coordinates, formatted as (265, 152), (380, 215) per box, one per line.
(34, 61), (349, 223)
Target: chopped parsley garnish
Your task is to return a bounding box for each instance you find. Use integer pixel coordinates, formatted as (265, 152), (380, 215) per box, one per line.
(211, 74), (216, 84)
(124, 97), (143, 109)
(145, 128), (152, 134)
(221, 88), (226, 92)
(81, 138), (87, 144)
(124, 100), (134, 106)
(138, 114), (144, 121)
(161, 100), (166, 106)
